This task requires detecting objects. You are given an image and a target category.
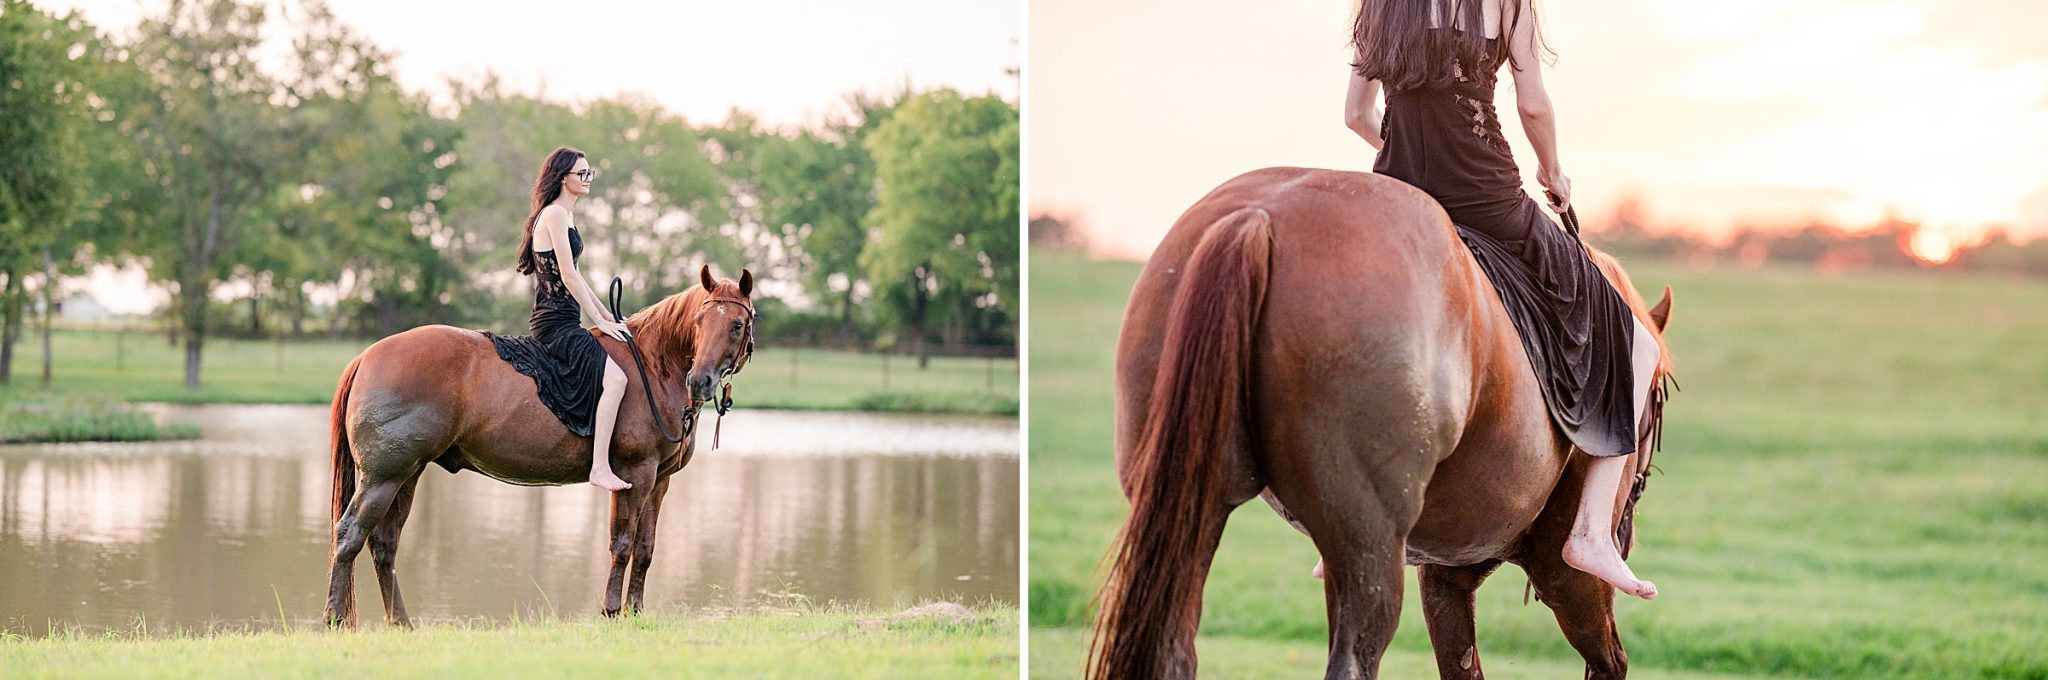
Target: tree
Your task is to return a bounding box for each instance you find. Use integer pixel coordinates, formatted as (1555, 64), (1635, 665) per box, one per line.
(273, 0), (461, 337)
(0, 0), (97, 384)
(574, 95), (724, 303)
(85, 0), (291, 388)
(860, 89), (1018, 366)
(752, 92), (897, 338)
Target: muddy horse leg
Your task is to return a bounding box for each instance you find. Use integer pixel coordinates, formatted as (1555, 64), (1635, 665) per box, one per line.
(367, 471), (424, 628)
(601, 484), (649, 617)
(1527, 464), (1630, 679)
(1419, 560), (1504, 680)
(626, 474), (671, 614)
(325, 476), (406, 629)
(1527, 551), (1628, 679)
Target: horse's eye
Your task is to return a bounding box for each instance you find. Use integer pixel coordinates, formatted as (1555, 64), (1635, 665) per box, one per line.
(730, 321), (742, 333)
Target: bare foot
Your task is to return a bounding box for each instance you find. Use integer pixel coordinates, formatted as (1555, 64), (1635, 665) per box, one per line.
(1312, 558), (1325, 580)
(1563, 533), (1657, 599)
(590, 471), (632, 491)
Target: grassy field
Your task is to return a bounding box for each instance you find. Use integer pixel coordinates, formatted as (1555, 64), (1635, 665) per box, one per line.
(1027, 252), (2048, 678)
(4, 330), (1016, 415)
(0, 605), (1018, 679)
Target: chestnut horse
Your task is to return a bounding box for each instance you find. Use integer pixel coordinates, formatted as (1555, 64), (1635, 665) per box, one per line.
(1090, 168), (1674, 679)
(324, 265), (757, 628)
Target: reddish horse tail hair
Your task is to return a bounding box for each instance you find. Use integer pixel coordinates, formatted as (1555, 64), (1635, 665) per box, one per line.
(330, 355), (363, 561)
(1089, 207), (1272, 680)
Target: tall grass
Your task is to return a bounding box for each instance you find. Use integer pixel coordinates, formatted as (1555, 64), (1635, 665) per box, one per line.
(1027, 253), (2048, 678)
(0, 391), (200, 443)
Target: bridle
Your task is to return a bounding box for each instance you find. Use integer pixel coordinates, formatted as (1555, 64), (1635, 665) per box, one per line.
(608, 278), (757, 447)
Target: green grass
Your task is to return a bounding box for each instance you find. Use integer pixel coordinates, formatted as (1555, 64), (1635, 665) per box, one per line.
(0, 605), (1019, 679)
(1027, 252), (2048, 678)
(0, 390), (200, 443)
(13, 330), (1016, 414)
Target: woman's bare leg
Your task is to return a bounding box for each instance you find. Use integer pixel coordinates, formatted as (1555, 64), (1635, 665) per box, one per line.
(589, 358), (632, 491)
(1561, 321), (1661, 599)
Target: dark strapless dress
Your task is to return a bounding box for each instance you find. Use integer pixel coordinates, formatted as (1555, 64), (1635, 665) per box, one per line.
(486, 226), (606, 437)
(1371, 33), (1640, 457)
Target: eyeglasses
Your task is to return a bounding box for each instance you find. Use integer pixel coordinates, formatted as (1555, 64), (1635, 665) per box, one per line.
(569, 168), (600, 182)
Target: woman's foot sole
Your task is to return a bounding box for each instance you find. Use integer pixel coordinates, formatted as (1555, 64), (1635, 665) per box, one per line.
(1562, 538), (1657, 599)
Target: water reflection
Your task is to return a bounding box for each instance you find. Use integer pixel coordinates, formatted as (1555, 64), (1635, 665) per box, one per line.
(0, 405), (1018, 634)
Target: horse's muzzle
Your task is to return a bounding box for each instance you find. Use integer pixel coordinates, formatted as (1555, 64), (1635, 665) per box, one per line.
(687, 373), (719, 404)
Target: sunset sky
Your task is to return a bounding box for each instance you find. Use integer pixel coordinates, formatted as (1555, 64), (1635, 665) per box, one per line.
(1028, 0), (2048, 259)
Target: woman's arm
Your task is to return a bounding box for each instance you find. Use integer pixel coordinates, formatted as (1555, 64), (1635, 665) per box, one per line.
(1507, 0), (1570, 211)
(538, 206), (631, 340)
(1344, 72), (1386, 151)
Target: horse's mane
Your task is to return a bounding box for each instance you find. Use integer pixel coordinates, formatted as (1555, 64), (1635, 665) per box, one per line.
(1585, 246), (1672, 559)
(623, 278), (744, 381)
(1586, 247), (1673, 377)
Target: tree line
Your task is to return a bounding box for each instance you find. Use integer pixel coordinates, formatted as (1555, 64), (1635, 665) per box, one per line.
(0, 0), (1018, 388)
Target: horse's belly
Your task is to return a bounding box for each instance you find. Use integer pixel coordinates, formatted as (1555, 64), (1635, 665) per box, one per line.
(449, 437), (588, 486)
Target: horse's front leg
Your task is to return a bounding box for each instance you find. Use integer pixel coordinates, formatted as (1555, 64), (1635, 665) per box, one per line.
(601, 483), (648, 617)
(1523, 462), (1629, 679)
(1419, 560), (1503, 680)
(626, 474), (672, 613)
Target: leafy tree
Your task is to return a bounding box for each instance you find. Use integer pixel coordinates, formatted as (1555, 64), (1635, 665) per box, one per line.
(860, 89), (1018, 366)
(80, 0), (295, 388)
(572, 95), (724, 303)
(0, 0), (100, 384)
(272, 0), (460, 336)
(752, 92), (897, 339)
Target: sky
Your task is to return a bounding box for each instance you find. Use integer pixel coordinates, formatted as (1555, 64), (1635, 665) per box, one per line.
(33, 0), (1019, 312)
(38, 0), (1020, 127)
(1028, 0), (2048, 260)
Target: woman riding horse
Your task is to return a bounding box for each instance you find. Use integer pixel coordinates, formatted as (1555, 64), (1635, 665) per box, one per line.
(491, 146), (637, 491)
(1341, 0), (1661, 600)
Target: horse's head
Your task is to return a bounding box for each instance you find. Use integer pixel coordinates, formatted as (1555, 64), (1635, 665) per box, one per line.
(684, 264), (757, 405)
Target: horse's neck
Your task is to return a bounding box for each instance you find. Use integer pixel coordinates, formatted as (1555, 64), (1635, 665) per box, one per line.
(627, 291), (703, 381)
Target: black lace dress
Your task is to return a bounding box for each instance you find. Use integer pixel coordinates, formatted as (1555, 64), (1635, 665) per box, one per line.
(487, 225), (606, 437)
(1372, 32), (1641, 457)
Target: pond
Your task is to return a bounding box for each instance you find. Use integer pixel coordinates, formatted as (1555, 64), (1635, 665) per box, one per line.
(0, 404), (1017, 634)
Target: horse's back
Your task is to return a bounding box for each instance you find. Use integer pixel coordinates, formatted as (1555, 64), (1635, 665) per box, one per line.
(344, 325), (577, 477)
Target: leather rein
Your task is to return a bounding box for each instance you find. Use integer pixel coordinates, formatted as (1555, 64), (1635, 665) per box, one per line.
(607, 277), (756, 448)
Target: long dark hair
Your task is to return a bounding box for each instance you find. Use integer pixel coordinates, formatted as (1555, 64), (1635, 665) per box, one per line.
(515, 146), (585, 276)
(1351, 0), (1547, 91)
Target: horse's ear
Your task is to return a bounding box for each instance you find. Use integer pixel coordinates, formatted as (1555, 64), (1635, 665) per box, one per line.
(1649, 286), (1674, 332)
(738, 269), (754, 297)
(700, 264), (716, 292)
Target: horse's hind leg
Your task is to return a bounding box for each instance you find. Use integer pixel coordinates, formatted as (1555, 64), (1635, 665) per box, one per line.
(1266, 448), (1423, 680)
(368, 470), (424, 628)
(625, 475), (671, 613)
(325, 475), (407, 629)
(1419, 560), (1503, 680)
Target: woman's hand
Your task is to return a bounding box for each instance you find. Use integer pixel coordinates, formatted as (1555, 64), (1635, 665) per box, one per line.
(596, 319), (632, 342)
(1538, 167), (1572, 213)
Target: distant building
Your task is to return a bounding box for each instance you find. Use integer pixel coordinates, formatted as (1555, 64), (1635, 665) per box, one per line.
(59, 294), (114, 323)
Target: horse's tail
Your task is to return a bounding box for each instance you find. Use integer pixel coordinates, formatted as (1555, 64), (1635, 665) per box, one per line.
(329, 354), (362, 560)
(1089, 207), (1272, 679)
